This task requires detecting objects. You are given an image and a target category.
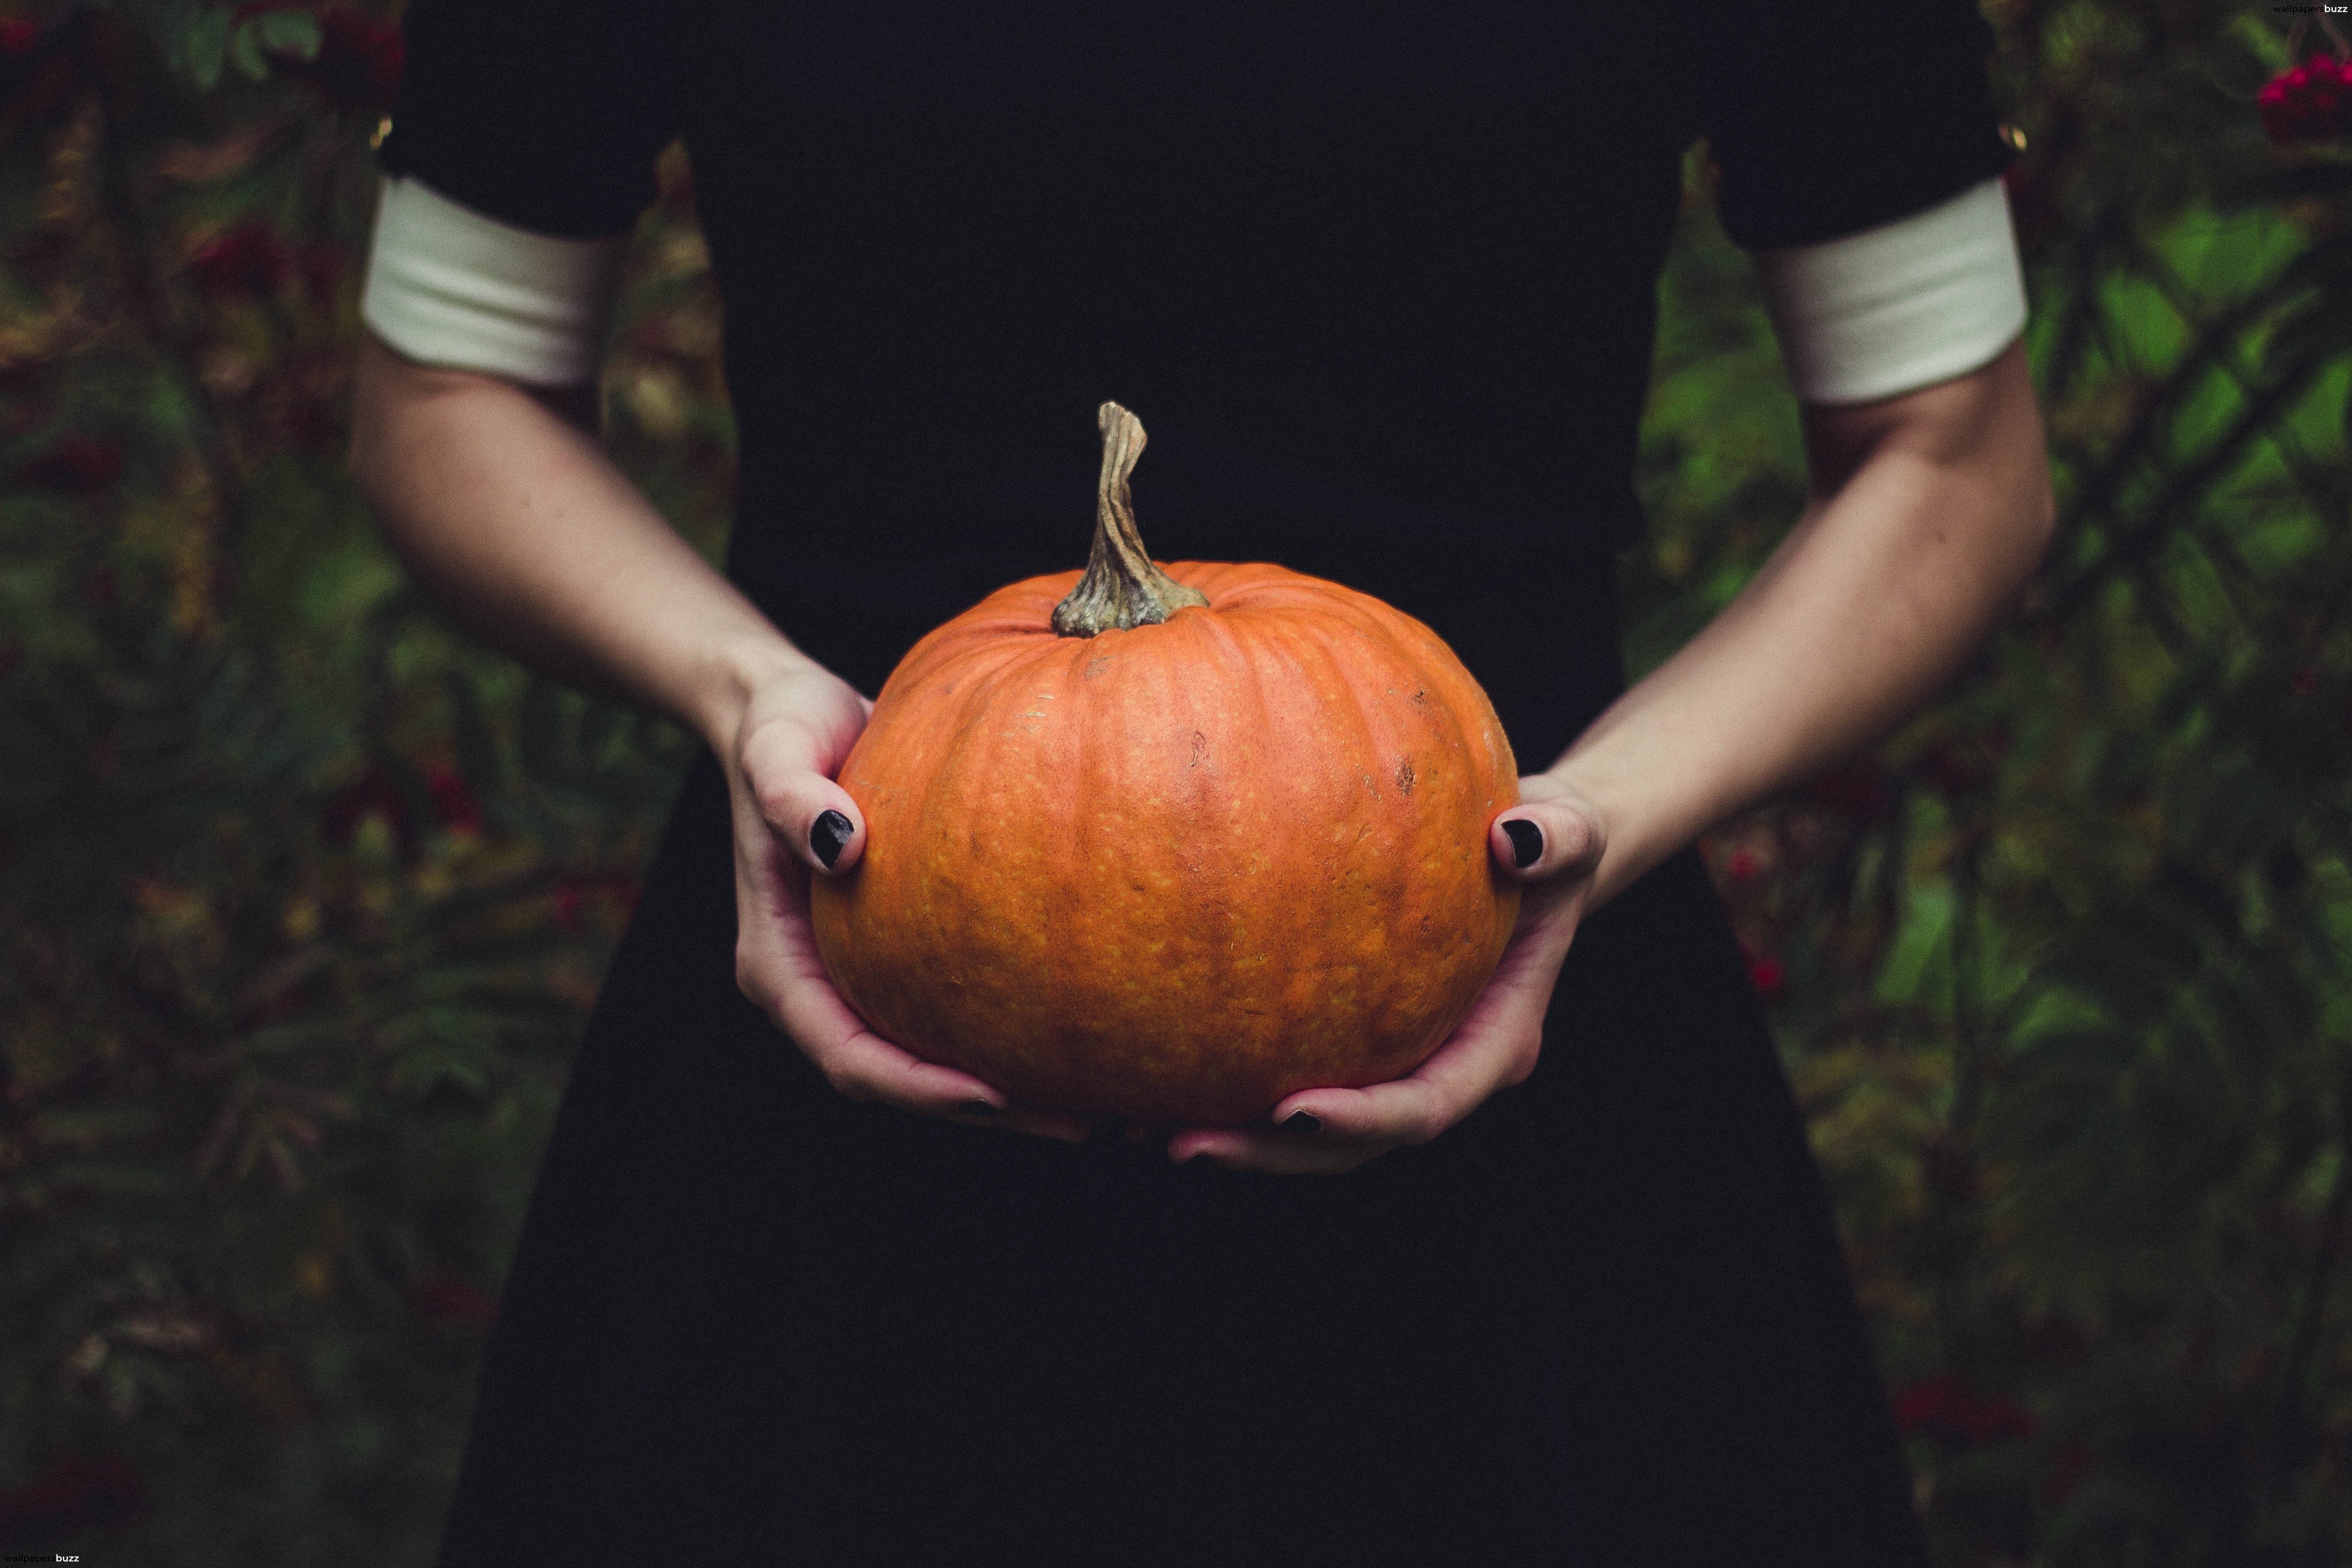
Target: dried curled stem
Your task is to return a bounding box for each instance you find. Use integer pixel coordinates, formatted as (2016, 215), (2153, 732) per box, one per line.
(1050, 402), (1210, 637)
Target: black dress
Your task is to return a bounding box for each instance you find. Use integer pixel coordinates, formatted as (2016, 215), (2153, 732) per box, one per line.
(383, 1), (2014, 1561)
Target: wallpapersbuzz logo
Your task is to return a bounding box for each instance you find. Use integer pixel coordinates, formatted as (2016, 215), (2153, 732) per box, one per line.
(0, 1555), (82, 1562)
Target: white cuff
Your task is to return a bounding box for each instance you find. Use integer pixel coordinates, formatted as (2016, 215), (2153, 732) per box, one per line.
(360, 175), (628, 387)
(1754, 177), (2029, 407)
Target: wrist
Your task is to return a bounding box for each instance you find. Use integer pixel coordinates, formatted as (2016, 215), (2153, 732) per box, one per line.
(1543, 754), (1689, 912)
(687, 632), (824, 757)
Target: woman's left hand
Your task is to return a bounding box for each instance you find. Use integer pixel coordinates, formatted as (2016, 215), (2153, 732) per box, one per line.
(1163, 773), (1608, 1175)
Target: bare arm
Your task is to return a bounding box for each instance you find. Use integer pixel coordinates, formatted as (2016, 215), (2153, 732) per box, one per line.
(1173, 339), (2054, 1173)
(348, 330), (1089, 1142)
(346, 330), (812, 749)
(1550, 336), (2055, 910)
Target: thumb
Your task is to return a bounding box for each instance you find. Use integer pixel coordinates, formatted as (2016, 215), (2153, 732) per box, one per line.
(750, 764), (868, 876)
(1490, 796), (1604, 883)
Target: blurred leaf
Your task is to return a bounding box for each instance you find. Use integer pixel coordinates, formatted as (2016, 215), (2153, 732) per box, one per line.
(2229, 14), (2292, 72)
(229, 18), (267, 81)
(185, 5), (230, 91)
(1875, 881), (1955, 1009)
(255, 10), (320, 61)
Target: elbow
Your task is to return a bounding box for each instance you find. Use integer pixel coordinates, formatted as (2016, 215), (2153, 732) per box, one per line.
(1979, 457), (2056, 620)
(345, 333), (480, 521)
(1988, 345), (2058, 596)
(2007, 409), (2059, 594)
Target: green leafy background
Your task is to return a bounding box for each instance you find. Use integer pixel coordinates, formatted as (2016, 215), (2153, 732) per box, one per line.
(1, 0), (2348, 1561)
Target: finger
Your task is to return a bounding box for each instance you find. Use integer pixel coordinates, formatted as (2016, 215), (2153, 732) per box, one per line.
(819, 1029), (1093, 1143)
(1201, 969), (1551, 1169)
(1270, 1050), (1485, 1150)
(1164, 1027), (1539, 1174)
(1167, 1122), (1388, 1176)
(1490, 798), (1602, 882)
(730, 811), (1087, 1144)
(1180, 812), (1585, 1176)
(771, 1006), (1101, 1142)
(1166, 1060), (1470, 1174)
(728, 746), (1088, 1145)
(750, 762), (868, 876)
(746, 908), (1092, 1143)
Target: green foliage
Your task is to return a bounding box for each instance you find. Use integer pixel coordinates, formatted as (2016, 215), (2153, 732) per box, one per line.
(0, 3), (726, 1558)
(1, 0), (2349, 1562)
(1638, 5), (2352, 1562)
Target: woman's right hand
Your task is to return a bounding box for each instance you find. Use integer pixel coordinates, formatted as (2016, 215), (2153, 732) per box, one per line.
(720, 656), (1094, 1144)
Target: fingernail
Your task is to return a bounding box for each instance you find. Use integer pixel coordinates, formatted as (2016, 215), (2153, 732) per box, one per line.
(1503, 818), (1543, 869)
(811, 809), (854, 869)
(1283, 1111), (1322, 1133)
(957, 1099), (1001, 1116)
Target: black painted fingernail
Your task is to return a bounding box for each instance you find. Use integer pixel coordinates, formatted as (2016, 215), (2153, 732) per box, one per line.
(1284, 1111), (1322, 1133)
(811, 809), (854, 868)
(957, 1099), (1001, 1116)
(1503, 818), (1543, 869)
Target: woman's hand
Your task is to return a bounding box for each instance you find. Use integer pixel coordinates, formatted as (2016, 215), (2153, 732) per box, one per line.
(722, 660), (1093, 1144)
(1162, 774), (1608, 1175)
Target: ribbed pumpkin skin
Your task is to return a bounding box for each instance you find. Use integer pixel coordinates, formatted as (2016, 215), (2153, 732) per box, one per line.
(809, 560), (1521, 1126)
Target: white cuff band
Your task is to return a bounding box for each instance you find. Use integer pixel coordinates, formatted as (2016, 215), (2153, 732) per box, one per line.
(360, 175), (628, 387)
(1754, 177), (2029, 407)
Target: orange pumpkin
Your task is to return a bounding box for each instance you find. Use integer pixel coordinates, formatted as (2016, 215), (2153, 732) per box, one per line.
(809, 403), (1520, 1125)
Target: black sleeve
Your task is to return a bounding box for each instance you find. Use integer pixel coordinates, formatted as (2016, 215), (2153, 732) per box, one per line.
(1697, 0), (2016, 250)
(375, 0), (682, 240)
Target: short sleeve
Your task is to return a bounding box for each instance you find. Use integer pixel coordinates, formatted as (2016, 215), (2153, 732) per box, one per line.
(374, 0), (681, 240)
(1698, 0), (2015, 252)
(1752, 176), (2027, 405)
(361, 175), (630, 386)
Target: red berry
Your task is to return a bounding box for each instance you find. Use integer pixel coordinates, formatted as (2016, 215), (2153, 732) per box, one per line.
(421, 760), (483, 834)
(2260, 57), (2352, 143)
(188, 221), (295, 297)
(1892, 1373), (2038, 1449)
(279, 9), (407, 113)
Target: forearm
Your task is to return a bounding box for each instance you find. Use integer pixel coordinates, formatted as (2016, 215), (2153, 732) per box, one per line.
(347, 333), (811, 751)
(1553, 339), (2055, 911)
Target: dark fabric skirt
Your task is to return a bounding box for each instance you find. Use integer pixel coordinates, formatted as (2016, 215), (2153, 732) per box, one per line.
(431, 593), (1928, 1567)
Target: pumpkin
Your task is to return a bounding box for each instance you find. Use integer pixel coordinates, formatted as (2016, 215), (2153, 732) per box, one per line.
(809, 403), (1520, 1125)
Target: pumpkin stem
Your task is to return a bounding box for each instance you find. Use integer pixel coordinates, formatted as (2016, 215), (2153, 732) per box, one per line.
(1051, 402), (1210, 637)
